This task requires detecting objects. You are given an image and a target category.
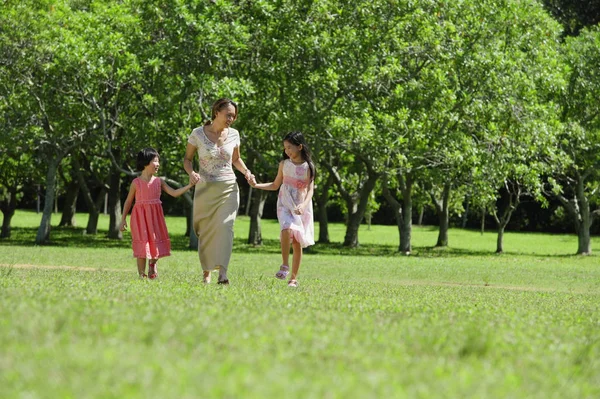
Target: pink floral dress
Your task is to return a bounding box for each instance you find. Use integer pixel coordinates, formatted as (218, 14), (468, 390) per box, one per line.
(130, 177), (171, 259)
(277, 159), (315, 248)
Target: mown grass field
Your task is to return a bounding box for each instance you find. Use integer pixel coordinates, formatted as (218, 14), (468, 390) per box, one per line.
(1, 210), (599, 398)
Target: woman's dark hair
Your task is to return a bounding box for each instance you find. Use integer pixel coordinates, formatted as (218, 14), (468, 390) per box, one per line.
(136, 147), (159, 171)
(204, 98), (238, 126)
(282, 131), (316, 181)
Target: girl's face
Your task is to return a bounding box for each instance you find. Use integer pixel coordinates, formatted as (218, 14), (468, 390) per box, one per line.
(145, 156), (160, 175)
(215, 104), (237, 127)
(284, 140), (303, 161)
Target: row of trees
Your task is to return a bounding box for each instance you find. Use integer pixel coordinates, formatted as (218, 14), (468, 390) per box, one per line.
(1, 0), (600, 254)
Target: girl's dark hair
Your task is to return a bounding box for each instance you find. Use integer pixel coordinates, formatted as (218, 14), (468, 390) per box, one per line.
(136, 147), (159, 171)
(282, 131), (316, 181)
(204, 98), (238, 126)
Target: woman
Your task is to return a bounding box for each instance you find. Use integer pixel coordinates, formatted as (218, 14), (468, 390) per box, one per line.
(184, 98), (255, 284)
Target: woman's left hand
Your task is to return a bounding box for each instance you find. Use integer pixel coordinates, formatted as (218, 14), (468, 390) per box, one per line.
(245, 171), (256, 186)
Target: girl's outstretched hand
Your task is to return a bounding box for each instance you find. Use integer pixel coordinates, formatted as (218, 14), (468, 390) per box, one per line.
(119, 220), (127, 232)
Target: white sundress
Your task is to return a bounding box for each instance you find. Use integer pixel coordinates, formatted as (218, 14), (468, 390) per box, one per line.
(277, 159), (315, 248)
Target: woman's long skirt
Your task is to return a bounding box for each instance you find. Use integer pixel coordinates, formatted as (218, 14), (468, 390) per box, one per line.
(193, 180), (239, 273)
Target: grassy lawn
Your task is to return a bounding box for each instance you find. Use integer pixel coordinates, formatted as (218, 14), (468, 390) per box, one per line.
(1, 210), (599, 398)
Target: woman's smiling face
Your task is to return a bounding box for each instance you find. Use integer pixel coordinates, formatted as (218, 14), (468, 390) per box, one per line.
(216, 104), (237, 127)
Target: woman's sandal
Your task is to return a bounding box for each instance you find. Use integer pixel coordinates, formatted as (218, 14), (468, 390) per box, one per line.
(139, 273), (148, 279)
(217, 279), (229, 285)
(275, 265), (289, 280)
(288, 279), (298, 287)
(148, 263), (158, 280)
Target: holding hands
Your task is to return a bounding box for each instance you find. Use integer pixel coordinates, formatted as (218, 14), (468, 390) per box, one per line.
(189, 171), (201, 185)
(245, 170), (257, 187)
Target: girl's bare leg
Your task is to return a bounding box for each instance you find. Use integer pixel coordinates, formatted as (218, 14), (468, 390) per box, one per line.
(281, 229), (291, 266)
(290, 240), (302, 281)
(137, 258), (147, 276)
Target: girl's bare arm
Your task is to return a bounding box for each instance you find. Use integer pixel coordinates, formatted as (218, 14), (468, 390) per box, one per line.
(120, 182), (136, 231)
(161, 178), (194, 198)
(301, 180), (315, 209)
(253, 161), (284, 191)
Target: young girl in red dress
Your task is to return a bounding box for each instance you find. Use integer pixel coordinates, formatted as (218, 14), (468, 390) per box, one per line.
(120, 148), (194, 279)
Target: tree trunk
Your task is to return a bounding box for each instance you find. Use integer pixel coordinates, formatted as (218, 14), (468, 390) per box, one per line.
(185, 201), (192, 237)
(72, 155), (102, 235)
(185, 195), (198, 249)
(59, 181), (79, 227)
(0, 186), (18, 239)
(576, 177), (593, 255)
(382, 173), (413, 254)
(1, 208), (15, 239)
(496, 227), (504, 254)
(558, 175), (593, 255)
(186, 194), (197, 249)
(106, 168), (122, 239)
(89, 192), (106, 235)
(343, 173), (379, 247)
(36, 159), (61, 244)
(493, 184), (521, 254)
(316, 201), (330, 243)
(248, 188), (267, 245)
(559, 199), (591, 255)
(480, 208), (485, 235)
(399, 180), (413, 254)
(431, 182), (451, 247)
(577, 227), (591, 255)
(188, 224), (198, 250)
(315, 173), (334, 244)
(461, 194), (470, 229)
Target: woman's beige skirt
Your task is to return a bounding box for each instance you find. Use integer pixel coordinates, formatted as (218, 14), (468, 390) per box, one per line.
(193, 180), (239, 272)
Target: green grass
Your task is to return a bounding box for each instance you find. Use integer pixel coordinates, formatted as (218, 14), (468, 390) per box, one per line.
(1, 210), (599, 398)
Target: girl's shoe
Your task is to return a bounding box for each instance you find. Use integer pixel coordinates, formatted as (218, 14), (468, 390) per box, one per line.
(275, 265), (289, 280)
(148, 264), (158, 279)
(288, 279), (298, 287)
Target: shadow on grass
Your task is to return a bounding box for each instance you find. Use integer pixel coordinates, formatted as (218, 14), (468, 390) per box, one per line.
(0, 226), (585, 258)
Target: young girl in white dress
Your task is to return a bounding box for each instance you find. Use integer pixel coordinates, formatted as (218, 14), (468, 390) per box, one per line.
(252, 132), (316, 287)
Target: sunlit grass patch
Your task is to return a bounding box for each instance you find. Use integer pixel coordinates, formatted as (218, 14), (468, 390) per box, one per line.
(1, 210), (600, 398)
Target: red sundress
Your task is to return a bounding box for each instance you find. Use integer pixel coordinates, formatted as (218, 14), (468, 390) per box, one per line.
(129, 177), (171, 259)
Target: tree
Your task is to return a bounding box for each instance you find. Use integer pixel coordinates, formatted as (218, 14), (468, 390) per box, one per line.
(542, 0), (600, 36)
(549, 28), (600, 254)
(376, 0), (563, 253)
(3, 3), (93, 244)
